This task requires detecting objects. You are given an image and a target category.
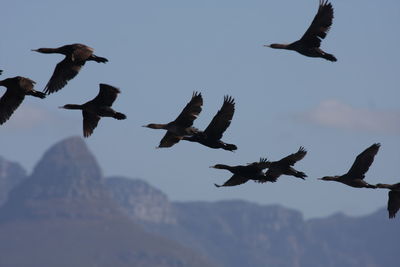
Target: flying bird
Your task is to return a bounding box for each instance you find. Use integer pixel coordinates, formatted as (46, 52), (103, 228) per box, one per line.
(0, 70), (3, 75)
(318, 143), (380, 188)
(183, 95), (237, 151)
(59, 83), (126, 137)
(0, 76), (45, 125)
(376, 183), (400, 219)
(32, 43), (108, 94)
(265, 0), (336, 61)
(211, 158), (270, 187)
(259, 147), (307, 183)
(143, 91), (203, 148)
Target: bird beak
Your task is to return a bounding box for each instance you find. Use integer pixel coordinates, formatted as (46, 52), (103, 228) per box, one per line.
(31, 49), (38, 52)
(58, 106), (64, 109)
(263, 45), (270, 48)
(142, 125), (147, 127)
(209, 166), (215, 168)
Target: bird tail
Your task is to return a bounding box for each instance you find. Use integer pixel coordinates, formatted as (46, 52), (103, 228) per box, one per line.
(30, 90), (46, 99)
(322, 53), (337, 62)
(294, 171), (307, 179)
(223, 143), (238, 152)
(114, 112), (127, 120)
(90, 54), (108, 63)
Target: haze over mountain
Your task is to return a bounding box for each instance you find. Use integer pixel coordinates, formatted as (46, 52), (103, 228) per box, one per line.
(0, 156), (27, 206)
(0, 137), (214, 267)
(0, 137), (398, 267)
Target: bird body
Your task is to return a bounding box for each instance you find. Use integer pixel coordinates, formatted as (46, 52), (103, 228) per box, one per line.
(266, 0), (336, 61)
(0, 76), (45, 125)
(183, 96), (237, 151)
(60, 83), (126, 137)
(144, 92), (203, 148)
(260, 147), (307, 183)
(211, 158), (270, 187)
(32, 43), (108, 94)
(376, 183), (400, 218)
(319, 143), (380, 189)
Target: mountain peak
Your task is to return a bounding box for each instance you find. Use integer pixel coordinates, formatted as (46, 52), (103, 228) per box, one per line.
(0, 137), (116, 221)
(31, 136), (102, 182)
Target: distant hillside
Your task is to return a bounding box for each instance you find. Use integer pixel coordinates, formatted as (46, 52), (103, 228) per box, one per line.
(0, 137), (214, 267)
(106, 176), (400, 267)
(0, 156), (27, 207)
(1, 137), (398, 267)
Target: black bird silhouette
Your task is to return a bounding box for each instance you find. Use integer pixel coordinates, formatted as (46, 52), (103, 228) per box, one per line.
(376, 183), (400, 219)
(0, 76), (45, 125)
(143, 92), (203, 148)
(259, 147), (307, 183)
(0, 70), (2, 75)
(32, 43), (108, 94)
(265, 0), (336, 61)
(211, 158), (270, 187)
(183, 95), (237, 151)
(318, 143), (380, 188)
(59, 83), (126, 137)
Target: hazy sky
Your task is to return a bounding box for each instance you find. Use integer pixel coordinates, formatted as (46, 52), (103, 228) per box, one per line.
(1, 0), (399, 218)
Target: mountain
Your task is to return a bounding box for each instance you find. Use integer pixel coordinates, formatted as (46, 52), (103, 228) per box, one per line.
(0, 156), (27, 207)
(105, 176), (176, 224)
(0, 137), (215, 267)
(105, 176), (400, 267)
(1, 137), (398, 267)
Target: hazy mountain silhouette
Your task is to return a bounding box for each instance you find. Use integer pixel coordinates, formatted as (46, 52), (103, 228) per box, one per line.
(0, 137), (215, 267)
(106, 176), (400, 267)
(1, 137), (398, 267)
(0, 156), (27, 206)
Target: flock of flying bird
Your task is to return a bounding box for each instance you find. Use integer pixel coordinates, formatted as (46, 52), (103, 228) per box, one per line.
(0, 1), (398, 219)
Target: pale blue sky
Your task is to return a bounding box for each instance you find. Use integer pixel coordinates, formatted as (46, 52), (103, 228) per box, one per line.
(1, 0), (399, 218)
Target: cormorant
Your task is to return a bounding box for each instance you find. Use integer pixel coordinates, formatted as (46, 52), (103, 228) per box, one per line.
(32, 43), (108, 94)
(318, 143), (380, 188)
(59, 83), (126, 137)
(265, 0), (336, 62)
(143, 92), (203, 148)
(0, 76), (45, 125)
(259, 147), (307, 183)
(376, 183), (400, 219)
(0, 70), (2, 75)
(211, 158), (270, 187)
(182, 95), (237, 151)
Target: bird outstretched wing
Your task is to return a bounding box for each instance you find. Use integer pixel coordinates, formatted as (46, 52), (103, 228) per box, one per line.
(173, 91), (203, 128)
(300, 0), (334, 48)
(248, 158), (271, 170)
(279, 147), (307, 166)
(214, 174), (249, 187)
(91, 84), (120, 107)
(388, 191), (400, 219)
(44, 58), (81, 94)
(204, 95), (235, 140)
(158, 131), (182, 148)
(83, 110), (101, 137)
(0, 89), (24, 125)
(346, 143), (380, 180)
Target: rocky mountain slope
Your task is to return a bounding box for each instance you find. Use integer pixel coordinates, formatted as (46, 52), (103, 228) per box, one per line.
(0, 137), (214, 267)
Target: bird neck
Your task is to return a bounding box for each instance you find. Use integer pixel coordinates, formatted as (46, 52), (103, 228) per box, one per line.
(269, 43), (290, 50)
(62, 104), (83, 110)
(146, 123), (168, 130)
(212, 164), (232, 171)
(35, 48), (62, 54)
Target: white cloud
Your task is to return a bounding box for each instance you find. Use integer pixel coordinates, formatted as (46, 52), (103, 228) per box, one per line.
(298, 99), (400, 134)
